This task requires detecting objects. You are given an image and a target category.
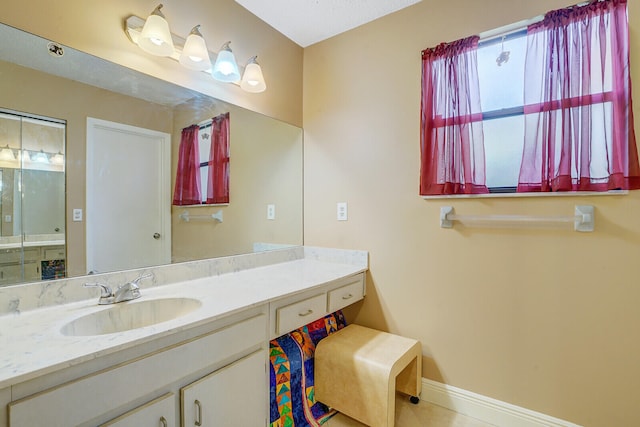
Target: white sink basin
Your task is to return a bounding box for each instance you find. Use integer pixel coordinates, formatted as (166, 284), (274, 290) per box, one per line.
(61, 298), (202, 336)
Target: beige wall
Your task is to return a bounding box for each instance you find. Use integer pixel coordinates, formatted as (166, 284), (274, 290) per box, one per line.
(303, 1), (640, 426)
(0, 0), (303, 126)
(170, 103), (303, 262)
(0, 60), (174, 277)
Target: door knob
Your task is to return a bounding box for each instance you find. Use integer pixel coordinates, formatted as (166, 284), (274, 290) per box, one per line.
(153, 233), (161, 240)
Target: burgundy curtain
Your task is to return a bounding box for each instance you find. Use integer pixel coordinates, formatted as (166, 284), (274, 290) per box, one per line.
(420, 36), (488, 195)
(173, 125), (201, 205)
(206, 112), (230, 204)
(519, 0), (640, 192)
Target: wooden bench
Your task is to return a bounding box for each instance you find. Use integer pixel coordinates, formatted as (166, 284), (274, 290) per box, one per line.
(315, 324), (422, 427)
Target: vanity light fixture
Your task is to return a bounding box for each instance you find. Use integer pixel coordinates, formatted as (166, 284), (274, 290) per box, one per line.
(138, 4), (174, 57)
(179, 25), (211, 71)
(0, 145), (16, 161)
(125, 13), (267, 92)
(211, 42), (241, 83)
(240, 56), (267, 93)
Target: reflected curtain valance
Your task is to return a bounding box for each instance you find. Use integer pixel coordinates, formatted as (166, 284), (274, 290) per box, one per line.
(173, 124), (201, 205)
(207, 112), (230, 204)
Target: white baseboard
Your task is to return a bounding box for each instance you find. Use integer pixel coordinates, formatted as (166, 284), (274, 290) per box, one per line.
(420, 378), (582, 427)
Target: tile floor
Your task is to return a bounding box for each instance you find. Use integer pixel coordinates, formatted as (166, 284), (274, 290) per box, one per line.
(323, 394), (495, 427)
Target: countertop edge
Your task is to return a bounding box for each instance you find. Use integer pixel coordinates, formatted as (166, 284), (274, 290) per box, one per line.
(0, 255), (368, 389)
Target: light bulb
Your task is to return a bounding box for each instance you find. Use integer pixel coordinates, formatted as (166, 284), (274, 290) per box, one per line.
(211, 42), (240, 83)
(138, 4), (174, 57)
(240, 56), (267, 93)
(179, 25), (211, 71)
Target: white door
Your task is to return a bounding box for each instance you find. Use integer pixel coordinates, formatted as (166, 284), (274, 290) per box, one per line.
(86, 118), (171, 274)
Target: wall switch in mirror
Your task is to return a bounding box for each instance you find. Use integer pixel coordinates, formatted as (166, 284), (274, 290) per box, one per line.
(4, 215), (10, 223)
(337, 202), (348, 221)
(73, 209), (83, 222)
(267, 204), (276, 220)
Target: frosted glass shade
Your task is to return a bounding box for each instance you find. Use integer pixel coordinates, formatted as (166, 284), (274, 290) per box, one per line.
(18, 150), (31, 163)
(51, 152), (65, 165)
(179, 26), (211, 71)
(212, 43), (241, 82)
(138, 7), (174, 57)
(240, 60), (266, 93)
(33, 150), (49, 164)
(0, 145), (15, 161)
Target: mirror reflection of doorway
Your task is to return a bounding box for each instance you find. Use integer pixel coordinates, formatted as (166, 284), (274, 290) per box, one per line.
(0, 109), (66, 285)
(86, 118), (171, 275)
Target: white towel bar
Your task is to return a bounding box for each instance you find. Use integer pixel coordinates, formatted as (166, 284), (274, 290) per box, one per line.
(440, 205), (594, 232)
(179, 210), (223, 223)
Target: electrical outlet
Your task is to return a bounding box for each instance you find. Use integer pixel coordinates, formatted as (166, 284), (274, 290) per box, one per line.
(73, 208), (83, 222)
(267, 204), (276, 220)
(337, 202), (348, 221)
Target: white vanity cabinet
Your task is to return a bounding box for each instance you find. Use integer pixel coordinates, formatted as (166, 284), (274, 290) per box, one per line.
(1, 250), (369, 427)
(181, 350), (266, 426)
(0, 247), (40, 284)
(0, 388), (9, 427)
(100, 393), (175, 427)
(269, 273), (366, 339)
(7, 310), (268, 427)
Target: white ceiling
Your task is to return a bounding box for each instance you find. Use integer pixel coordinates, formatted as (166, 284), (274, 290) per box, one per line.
(234, 0), (423, 47)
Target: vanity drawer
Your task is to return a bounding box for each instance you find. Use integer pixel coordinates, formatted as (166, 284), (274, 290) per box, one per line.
(43, 246), (65, 261)
(327, 275), (365, 313)
(276, 293), (327, 336)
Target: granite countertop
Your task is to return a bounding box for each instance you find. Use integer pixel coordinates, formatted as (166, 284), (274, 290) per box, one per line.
(0, 252), (367, 389)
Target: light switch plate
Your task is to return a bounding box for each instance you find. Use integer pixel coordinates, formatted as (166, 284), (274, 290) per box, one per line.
(73, 208), (83, 222)
(267, 204), (276, 220)
(337, 202), (348, 221)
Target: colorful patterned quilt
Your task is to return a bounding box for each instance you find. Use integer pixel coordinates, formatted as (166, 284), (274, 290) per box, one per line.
(269, 310), (347, 427)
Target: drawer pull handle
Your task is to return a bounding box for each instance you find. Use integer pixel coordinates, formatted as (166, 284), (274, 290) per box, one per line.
(342, 293), (354, 300)
(195, 399), (202, 426)
(298, 309), (314, 317)
(160, 416), (168, 427)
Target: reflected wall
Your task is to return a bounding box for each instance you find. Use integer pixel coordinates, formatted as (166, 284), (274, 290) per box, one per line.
(0, 56), (303, 283)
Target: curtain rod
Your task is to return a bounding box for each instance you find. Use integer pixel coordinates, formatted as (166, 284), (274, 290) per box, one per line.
(478, 16), (542, 44)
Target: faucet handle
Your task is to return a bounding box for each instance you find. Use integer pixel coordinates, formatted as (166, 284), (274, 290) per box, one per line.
(83, 283), (115, 304)
(131, 273), (154, 285)
(83, 282), (113, 298)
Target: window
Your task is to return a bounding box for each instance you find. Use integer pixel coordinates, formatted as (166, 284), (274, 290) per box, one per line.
(477, 32), (527, 191)
(420, 0), (640, 196)
(173, 113), (230, 205)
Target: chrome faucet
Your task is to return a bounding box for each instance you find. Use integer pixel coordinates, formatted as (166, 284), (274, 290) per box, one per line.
(83, 273), (153, 305)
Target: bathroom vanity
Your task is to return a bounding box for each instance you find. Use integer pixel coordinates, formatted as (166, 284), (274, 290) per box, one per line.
(0, 237), (66, 285)
(0, 246), (367, 426)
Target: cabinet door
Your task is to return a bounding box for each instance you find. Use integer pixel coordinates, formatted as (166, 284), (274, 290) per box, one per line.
(100, 393), (175, 427)
(181, 350), (266, 427)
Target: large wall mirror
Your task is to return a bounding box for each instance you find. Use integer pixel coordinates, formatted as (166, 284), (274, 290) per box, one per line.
(0, 21), (303, 287)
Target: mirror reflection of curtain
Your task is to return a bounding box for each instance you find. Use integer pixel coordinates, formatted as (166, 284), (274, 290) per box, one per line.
(173, 125), (202, 205)
(207, 113), (230, 204)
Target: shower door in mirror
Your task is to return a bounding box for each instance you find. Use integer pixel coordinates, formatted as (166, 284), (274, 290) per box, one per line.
(0, 110), (66, 285)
